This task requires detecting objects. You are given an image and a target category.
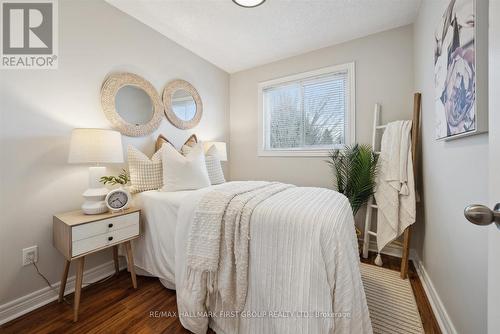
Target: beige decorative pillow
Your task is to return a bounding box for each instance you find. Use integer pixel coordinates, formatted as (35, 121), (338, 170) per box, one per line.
(205, 145), (226, 185)
(127, 145), (163, 193)
(180, 134), (198, 155)
(180, 144), (193, 155)
(205, 157), (225, 185)
(155, 134), (173, 151)
(184, 134), (198, 147)
(156, 133), (198, 152)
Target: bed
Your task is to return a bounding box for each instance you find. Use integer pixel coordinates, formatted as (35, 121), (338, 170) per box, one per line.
(132, 182), (372, 334)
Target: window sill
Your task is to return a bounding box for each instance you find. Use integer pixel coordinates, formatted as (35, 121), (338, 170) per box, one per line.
(257, 149), (336, 157)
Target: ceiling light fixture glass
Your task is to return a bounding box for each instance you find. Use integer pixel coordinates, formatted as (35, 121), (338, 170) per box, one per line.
(232, 0), (266, 8)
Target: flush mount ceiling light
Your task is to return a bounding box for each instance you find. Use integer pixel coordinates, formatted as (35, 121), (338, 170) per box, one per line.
(232, 0), (266, 8)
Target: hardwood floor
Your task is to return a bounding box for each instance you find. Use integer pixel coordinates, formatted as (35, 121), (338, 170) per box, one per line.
(1, 253), (440, 334)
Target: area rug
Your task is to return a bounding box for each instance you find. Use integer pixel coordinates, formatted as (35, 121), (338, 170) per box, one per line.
(360, 263), (424, 334)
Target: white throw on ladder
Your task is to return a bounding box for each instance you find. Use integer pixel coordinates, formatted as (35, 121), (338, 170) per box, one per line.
(363, 93), (421, 278)
(362, 104), (417, 267)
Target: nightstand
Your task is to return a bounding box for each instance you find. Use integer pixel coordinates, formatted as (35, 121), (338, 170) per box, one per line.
(53, 208), (141, 322)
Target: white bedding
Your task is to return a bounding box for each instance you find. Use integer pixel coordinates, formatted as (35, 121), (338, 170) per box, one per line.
(175, 183), (372, 334)
(133, 183), (372, 334)
(132, 189), (195, 288)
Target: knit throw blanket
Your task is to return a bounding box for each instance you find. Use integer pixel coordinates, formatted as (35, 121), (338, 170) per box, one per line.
(186, 181), (295, 311)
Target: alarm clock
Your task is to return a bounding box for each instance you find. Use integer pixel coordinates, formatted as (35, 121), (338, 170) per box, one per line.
(105, 188), (131, 212)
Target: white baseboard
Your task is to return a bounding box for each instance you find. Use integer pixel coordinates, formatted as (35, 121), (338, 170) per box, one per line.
(411, 253), (457, 334)
(0, 259), (126, 326)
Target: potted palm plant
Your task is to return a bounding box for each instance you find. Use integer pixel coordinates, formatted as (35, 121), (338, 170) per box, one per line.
(326, 144), (379, 235)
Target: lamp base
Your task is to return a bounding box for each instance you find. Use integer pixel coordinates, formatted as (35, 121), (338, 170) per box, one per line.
(81, 199), (108, 215)
(81, 166), (109, 215)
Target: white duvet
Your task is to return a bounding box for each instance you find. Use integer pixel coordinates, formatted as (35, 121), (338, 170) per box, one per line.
(132, 190), (193, 288)
(174, 182), (372, 334)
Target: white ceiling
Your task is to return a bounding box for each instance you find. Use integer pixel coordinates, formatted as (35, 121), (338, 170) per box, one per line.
(106, 0), (421, 73)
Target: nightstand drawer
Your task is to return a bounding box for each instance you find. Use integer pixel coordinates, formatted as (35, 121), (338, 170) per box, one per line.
(72, 212), (139, 242)
(72, 223), (139, 257)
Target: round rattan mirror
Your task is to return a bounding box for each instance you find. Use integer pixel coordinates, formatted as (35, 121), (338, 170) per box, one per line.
(101, 72), (163, 137)
(163, 79), (202, 130)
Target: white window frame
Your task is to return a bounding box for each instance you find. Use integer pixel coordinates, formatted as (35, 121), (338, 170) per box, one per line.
(257, 62), (355, 157)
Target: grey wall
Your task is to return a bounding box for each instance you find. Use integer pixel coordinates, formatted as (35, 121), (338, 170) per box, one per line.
(0, 0), (229, 304)
(413, 1), (488, 333)
(0, 2), (489, 332)
(228, 25), (414, 188)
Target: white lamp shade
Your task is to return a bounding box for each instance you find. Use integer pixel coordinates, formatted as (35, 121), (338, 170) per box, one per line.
(203, 141), (227, 161)
(68, 128), (124, 164)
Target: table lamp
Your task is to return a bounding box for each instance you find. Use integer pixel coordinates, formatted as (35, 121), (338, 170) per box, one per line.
(203, 141), (228, 162)
(68, 129), (124, 214)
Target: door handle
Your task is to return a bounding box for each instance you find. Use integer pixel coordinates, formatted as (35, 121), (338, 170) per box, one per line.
(464, 203), (500, 227)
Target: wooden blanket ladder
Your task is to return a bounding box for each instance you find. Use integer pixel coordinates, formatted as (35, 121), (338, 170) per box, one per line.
(362, 93), (421, 279)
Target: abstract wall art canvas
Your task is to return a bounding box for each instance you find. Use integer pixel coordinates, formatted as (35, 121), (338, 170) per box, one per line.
(434, 0), (478, 140)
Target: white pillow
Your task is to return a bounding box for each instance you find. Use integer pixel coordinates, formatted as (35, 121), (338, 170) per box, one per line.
(205, 145), (226, 185)
(127, 145), (163, 193)
(182, 143), (226, 185)
(162, 143), (211, 192)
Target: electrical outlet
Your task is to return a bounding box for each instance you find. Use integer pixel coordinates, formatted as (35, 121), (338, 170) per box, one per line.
(22, 246), (38, 266)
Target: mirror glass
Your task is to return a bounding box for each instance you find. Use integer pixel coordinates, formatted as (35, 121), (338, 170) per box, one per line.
(171, 89), (196, 121)
(115, 85), (154, 125)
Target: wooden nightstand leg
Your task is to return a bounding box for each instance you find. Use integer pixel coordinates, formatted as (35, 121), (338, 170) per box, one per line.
(112, 246), (120, 275)
(58, 260), (70, 303)
(124, 241), (137, 289)
(73, 257), (85, 322)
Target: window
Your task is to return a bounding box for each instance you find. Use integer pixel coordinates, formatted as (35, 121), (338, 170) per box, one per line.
(258, 63), (355, 156)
